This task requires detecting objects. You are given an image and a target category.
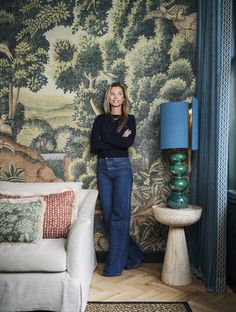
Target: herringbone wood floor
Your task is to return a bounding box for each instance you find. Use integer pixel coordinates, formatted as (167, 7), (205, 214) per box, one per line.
(88, 263), (236, 312)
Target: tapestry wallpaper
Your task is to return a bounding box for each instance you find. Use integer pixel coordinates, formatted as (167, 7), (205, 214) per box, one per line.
(0, 0), (196, 253)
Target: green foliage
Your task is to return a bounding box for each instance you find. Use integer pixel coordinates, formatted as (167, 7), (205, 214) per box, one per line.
(54, 36), (103, 92)
(73, 0), (112, 36)
(12, 42), (49, 91)
(0, 60), (11, 110)
(0, 163), (25, 182)
(167, 58), (194, 85)
(0, 60), (12, 83)
(100, 36), (124, 71)
(74, 38), (103, 86)
(66, 147), (97, 188)
(79, 156), (97, 188)
(0, 0), (76, 120)
(130, 73), (167, 104)
(134, 157), (171, 211)
(110, 59), (126, 85)
(67, 158), (87, 181)
(160, 78), (187, 102)
(17, 0), (75, 40)
(129, 147), (146, 174)
(54, 64), (78, 93)
(108, 0), (133, 41)
(31, 132), (57, 153)
(134, 99), (162, 165)
(0, 8), (15, 24)
(130, 100), (150, 124)
(122, 0), (155, 49)
(54, 125), (75, 152)
(53, 39), (77, 62)
(154, 19), (177, 53)
(16, 118), (53, 147)
(130, 156), (171, 249)
(138, 216), (167, 251)
(72, 83), (97, 130)
(0, 8), (18, 47)
(125, 36), (167, 99)
(169, 32), (196, 66)
(189, 77), (196, 95)
(11, 102), (25, 140)
(64, 129), (89, 158)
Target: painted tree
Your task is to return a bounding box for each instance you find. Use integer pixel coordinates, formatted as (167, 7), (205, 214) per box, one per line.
(53, 35), (104, 116)
(0, 0), (76, 119)
(100, 35), (124, 72)
(122, 0), (155, 50)
(108, 0), (133, 42)
(167, 58), (194, 86)
(125, 36), (167, 103)
(169, 32), (196, 67)
(73, 0), (113, 36)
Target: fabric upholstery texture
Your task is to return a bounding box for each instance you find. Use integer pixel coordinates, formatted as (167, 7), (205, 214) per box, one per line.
(41, 190), (76, 238)
(0, 238), (66, 272)
(0, 190), (76, 238)
(0, 181), (83, 229)
(0, 198), (45, 243)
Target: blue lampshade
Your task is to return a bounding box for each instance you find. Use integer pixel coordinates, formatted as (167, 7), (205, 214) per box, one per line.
(160, 102), (189, 149)
(191, 96), (199, 150)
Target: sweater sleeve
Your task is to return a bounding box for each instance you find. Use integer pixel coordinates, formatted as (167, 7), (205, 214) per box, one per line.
(102, 115), (136, 148)
(90, 115), (114, 153)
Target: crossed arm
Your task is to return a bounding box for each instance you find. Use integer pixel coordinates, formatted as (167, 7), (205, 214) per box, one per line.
(90, 115), (136, 153)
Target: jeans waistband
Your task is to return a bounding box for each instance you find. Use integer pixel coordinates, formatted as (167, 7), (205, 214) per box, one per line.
(98, 156), (129, 160)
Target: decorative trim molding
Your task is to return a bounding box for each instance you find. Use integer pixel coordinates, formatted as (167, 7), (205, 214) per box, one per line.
(216, 0), (233, 295)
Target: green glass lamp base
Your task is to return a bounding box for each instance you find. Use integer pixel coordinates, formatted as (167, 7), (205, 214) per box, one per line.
(167, 150), (189, 209)
(167, 191), (189, 209)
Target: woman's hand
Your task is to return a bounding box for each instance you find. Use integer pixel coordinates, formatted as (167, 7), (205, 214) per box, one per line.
(122, 129), (131, 137)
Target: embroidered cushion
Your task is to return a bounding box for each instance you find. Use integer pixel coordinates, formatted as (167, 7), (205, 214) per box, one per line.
(42, 190), (76, 238)
(0, 198), (45, 243)
(0, 190), (76, 239)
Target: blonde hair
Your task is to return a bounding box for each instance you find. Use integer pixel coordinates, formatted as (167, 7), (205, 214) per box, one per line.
(104, 82), (129, 132)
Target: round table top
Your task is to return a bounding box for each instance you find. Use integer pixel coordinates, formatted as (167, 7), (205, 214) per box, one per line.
(152, 205), (202, 227)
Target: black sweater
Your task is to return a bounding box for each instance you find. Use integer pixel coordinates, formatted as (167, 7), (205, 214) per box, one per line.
(90, 113), (136, 158)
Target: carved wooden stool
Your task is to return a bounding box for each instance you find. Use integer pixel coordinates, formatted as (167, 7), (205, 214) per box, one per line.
(152, 205), (202, 286)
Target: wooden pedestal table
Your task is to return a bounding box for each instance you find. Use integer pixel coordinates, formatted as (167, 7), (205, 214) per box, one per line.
(152, 205), (202, 286)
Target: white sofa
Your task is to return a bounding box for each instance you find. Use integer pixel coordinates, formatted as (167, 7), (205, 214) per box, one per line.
(0, 182), (98, 312)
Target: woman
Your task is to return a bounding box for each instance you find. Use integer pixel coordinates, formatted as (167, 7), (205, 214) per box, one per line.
(90, 82), (143, 277)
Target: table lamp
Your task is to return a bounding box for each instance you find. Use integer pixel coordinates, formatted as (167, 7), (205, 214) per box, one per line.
(160, 98), (198, 209)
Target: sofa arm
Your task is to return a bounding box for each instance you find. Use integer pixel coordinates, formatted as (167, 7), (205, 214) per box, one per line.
(66, 189), (98, 279)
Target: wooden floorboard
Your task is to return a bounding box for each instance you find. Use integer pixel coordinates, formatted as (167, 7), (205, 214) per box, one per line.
(88, 263), (236, 312)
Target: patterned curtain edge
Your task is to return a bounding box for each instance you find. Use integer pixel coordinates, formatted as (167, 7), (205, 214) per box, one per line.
(216, 0), (233, 295)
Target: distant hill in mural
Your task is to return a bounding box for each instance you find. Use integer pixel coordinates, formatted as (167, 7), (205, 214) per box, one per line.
(19, 91), (76, 128)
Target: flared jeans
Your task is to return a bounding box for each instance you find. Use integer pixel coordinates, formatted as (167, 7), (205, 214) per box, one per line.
(97, 157), (143, 276)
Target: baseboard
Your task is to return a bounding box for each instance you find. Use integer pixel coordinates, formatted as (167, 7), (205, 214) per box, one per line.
(96, 251), (165, 263)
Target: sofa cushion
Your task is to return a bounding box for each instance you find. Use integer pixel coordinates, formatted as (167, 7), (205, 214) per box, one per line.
(0, 181), (83, 221)
(0, 198), (45, 243)
(0, 238), (66, 272)
(42, 190), (76, 238)
(0, 190), (76, 239)
(0, 182), (82, 238)
(0, 181), (83, 194)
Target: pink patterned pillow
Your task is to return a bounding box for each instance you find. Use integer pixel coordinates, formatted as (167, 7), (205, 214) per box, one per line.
(0, 190), (76, 239)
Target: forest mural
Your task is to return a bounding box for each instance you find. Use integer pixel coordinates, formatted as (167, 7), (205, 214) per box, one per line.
(0, 0), (196, 253)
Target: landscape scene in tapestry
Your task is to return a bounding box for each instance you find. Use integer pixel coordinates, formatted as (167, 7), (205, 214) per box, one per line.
(0, 0), (196, 252)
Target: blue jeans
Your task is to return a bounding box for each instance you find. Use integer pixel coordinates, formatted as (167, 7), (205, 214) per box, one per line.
(97, 157), (143, 276)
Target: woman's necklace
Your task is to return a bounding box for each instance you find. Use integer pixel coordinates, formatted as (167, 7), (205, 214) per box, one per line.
(111, 114), (120, 122)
